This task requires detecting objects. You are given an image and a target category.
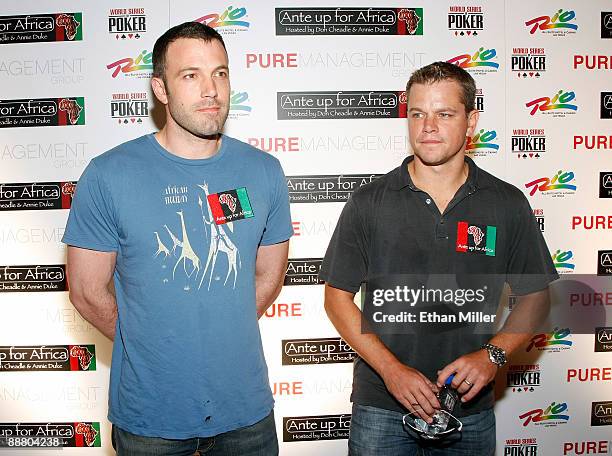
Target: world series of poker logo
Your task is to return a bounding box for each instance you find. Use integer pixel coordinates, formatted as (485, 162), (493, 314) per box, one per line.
(511, 128), (546, 159)
(0, 422), (100, 448)
(0, 181), (75, 211)
(0, 13), (82, 44)
(0, 98), (85, 128)
(282, 337), (356, 365)
(275, 7), (423, 36)
(0, 265), (68, 292)
(283, 414), (350, 442)
(511, 47), (546, 78)
(0, 345), (96, 372)
(108, 7), (146, 40)
(448, 5), (483, 37)
(503, 437), (538, 455)
(506, 364), (541, 393)
(110, 92), (149, 124)
(278, 91), (406, 120)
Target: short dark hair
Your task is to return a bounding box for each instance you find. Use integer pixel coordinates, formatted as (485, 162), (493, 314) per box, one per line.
(152, 21), (226, 80)
(406, 61), (476, 113)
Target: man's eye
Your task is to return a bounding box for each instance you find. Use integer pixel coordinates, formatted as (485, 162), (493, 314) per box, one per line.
(411, 112), (423, 118)
(184, 73), (195, 79)
(439, 113), (452, 118)
(215, 70), (228, 77)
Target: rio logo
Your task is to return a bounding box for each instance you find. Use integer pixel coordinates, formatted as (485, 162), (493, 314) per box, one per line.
(107, 50), (152, 78)
(527, 327), (573, 352)
(230, 91), (251, 112)
(525, 90), (577, 116)
(195, 6), (249, 29)
(519, 402), (570, 426)
(466, 129), (499, 150)
(551, 249), (575, 271)
(525, 9), (577, 34)
(525, 170), (576, 196)
(447, 47), (499, 68)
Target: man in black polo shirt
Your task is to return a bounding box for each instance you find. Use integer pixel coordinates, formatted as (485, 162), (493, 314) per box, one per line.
(320, 62), (558, 454)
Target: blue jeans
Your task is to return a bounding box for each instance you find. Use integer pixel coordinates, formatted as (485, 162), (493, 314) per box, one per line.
(349, 404), (495, 456)
(111, 411), (278, 456)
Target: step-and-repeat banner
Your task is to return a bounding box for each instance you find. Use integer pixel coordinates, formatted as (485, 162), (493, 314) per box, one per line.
(0, 1), (610, 455)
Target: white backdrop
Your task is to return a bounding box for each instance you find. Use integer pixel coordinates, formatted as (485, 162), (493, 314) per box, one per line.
(0, 1), (610, 455)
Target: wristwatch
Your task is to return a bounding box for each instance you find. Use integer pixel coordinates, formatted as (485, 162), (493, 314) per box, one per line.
(481, 343), (507, 367)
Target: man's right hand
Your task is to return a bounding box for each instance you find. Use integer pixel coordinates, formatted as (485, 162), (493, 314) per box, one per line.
(381, 362), (441, 423)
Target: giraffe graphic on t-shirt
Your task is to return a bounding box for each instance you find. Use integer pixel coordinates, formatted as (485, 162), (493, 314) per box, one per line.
(164, 224), (182, 255)
(153, 231), (170, 259)
(197, 183), (241, 290)
(172, 210), (201, 280)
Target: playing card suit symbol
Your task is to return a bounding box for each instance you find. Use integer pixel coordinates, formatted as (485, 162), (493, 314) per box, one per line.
(455, 31), (458, 36)
(522, 154), (527, 158)
(137, 118), (143, 123)
(535, 153), (540, 158)
(473, 31), (478, 35)
(530, 387), (534, 392)
(128, 34), (134, 39)
(524, 387), (529, 391)
(123, 119), (128, 124)
(121, 34), (127, 39)
(131, 118), (136, 123)
(135, 34), (141, 39)
(535, 72), (540, 78)
(523, 73), (527, 78)
(467, 31), (472, 35)
(529, 153), (534, 158)
(460, 31), (465, 36)
(512, 388), (516, 392)
(118, 119), (121, 124)
(116, 34), (120, 40)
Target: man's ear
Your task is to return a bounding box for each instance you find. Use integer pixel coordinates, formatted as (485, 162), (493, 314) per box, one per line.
(466, 109), (480, 137)
(151, 77), (168, 105)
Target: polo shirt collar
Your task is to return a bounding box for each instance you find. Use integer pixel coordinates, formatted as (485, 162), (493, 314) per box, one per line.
(391, 154), (480, 193)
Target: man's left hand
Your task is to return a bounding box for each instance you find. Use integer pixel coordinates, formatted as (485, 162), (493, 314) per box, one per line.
(436, 349), (498, 403)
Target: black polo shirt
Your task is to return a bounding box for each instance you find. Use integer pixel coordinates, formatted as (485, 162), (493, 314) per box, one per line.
(320, 155), (558, 417)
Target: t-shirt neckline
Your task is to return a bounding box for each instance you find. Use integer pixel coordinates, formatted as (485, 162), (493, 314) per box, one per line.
(146, 133), (228, 166)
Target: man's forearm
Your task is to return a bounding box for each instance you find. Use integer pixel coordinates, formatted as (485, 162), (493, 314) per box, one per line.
(324, 286), (402, 378)
(489, 288), (550, 356)
(255, 273), (284, 318)
(70, 285), (118, 340)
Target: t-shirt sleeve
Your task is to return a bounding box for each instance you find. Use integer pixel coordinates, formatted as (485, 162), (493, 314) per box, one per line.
(259, 160), (293, 246)
(319, 196), (368, 294)
(506, 194), (558, 295)
(62, 160), (119, 252)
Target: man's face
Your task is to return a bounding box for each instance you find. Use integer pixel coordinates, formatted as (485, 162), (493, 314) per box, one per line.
(156, 38), (230, 137)
(407, 80), (478, 166)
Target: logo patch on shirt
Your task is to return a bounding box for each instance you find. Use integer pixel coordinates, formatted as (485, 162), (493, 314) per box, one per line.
(456, 221), (496, 256)
(207, 187), (254, 225)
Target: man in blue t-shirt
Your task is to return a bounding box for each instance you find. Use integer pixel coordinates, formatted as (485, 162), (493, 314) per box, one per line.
(63, 22), (292, 456)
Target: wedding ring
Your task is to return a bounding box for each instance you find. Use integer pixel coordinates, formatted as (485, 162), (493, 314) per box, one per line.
(464, 379), (473, 386)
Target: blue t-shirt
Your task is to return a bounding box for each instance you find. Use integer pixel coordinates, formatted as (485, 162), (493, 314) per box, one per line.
(63, 133), (293, 438)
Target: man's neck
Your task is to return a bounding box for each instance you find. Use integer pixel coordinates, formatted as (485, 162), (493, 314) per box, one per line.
(408, 154), (469, 213)
(155, 123), (221, 160)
